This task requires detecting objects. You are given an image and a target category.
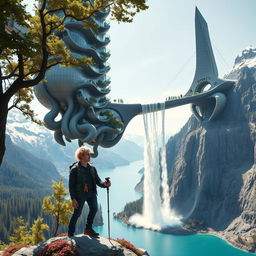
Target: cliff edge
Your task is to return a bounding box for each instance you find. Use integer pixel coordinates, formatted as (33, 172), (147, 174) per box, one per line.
(0, 235), (150, 256)
(166, 47), (256, 251)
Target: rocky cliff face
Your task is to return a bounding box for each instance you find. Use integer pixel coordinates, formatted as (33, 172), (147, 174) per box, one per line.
(166, 48), (256, 248)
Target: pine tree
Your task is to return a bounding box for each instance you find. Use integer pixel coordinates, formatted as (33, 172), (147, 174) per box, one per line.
(30, 217), (49, 245)
(9, 216), (31, 245)
(0, 240), (8, 251)
(42, 178), (73, 236)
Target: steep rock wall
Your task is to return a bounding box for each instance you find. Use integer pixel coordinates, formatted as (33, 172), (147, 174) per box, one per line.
(167, 65), (256, 233)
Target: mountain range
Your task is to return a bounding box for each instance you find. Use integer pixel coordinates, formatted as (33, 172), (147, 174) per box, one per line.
(6, 111), (143, 176)
(0, 135), (61, 190)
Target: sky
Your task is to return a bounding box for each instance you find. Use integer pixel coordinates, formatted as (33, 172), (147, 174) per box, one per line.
(28, 0), (256, 138)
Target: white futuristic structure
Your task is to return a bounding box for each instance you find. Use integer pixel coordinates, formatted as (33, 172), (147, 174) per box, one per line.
(35, 7), (236, 157)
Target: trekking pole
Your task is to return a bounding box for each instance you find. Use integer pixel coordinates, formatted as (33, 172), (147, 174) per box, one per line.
(105, 177), (111, 240)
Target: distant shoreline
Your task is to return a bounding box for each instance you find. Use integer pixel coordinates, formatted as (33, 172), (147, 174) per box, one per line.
(114, 216), (255, 254)
(161, 226), (255, 254)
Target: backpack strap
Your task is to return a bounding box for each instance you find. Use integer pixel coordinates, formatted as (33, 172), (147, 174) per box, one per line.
(69, 161), (78, 170)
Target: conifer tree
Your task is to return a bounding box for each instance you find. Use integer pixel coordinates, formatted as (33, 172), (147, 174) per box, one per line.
(9, 216), (31, 245)
(0, 240), (7, 251)
(42, 178), (73, 236)
(31, 217), (49, 245)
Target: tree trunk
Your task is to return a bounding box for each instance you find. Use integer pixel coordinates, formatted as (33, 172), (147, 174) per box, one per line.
(53, 216), (59, 237)
(0, 97), (9, 166)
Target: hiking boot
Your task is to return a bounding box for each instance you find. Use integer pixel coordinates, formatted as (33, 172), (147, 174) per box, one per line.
(68, 233), (74, 237)
(84, 228), (99, 237)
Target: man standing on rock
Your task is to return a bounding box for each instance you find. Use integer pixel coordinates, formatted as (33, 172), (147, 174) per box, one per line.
(68, 146), (111, 237)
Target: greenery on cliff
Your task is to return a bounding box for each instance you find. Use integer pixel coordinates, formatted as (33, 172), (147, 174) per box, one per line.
(115, 197), (143, 223)
(0, 184), (103, 244)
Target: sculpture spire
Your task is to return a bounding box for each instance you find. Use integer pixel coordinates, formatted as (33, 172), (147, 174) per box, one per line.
(189, 7), (219, 94)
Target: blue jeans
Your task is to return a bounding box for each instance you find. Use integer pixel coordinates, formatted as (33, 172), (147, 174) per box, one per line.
(68, 193), (98, 235)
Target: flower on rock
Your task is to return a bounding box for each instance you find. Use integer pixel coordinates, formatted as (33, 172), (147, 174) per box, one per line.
(3, 245), (29, 256)
(39, 239), (77, 256)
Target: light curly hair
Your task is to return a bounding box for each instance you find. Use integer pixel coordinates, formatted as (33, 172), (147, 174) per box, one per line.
(75, 146), (91, 161)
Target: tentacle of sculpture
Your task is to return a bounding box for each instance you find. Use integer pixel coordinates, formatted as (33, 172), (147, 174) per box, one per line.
(61, 96), (77, 139)
(41, 84), (62, 131)
(90, 132), (105, 158)
(77, 122), (97, 142)
(86, 106), (112, 123)
(54, 129), (66, 146)
(96, 125), (122, 148)
(88, 124), (122, 157)
(65, 137), (72, 143)
(69, 105), (86, 139)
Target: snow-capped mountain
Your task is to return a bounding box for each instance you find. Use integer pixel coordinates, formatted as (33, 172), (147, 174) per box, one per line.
(226, 46), (256, 79)
(0, 135), (61, 190)
(6, 110), (143, 176)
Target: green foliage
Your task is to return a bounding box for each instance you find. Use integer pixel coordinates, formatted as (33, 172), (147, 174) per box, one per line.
(9, 216), (31, 245)
(0, 186), (103, 244)
(0, 187), (50, 243)
(42, 178), (73, 236)
(115, 197), (143, 222)
(107, 116), (125, 130)
(30, 217), (49, 245)
(0, 0), (33, 54)
(7, 215), (49, 246)
(100, 110), (113, 118)
(9, 87), (44, 125)
(0, 240), (8, 251)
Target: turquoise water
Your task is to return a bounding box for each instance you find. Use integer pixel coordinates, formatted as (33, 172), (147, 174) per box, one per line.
(89, 160), (254, 256)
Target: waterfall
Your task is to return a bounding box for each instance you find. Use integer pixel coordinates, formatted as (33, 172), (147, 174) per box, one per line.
(129, 103), (180, 230)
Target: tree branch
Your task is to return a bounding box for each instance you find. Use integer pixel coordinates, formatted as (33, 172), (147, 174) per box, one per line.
(29, 0), (49, 85)
(46, 62), (62, 70)
(17, 53), (24, 78)
(41, 0), (47, 11)
(8, 90), (20, 111)
(5, 56), (15, 74)
(62, 3), (112, 22)
(1, 73), (19, 80)
(45, 8), (66, 16)
(0, 67), (3, 95)
(5, 2), (49, 100)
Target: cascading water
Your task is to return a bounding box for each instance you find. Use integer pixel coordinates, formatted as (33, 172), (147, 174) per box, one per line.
(129, 103), (180, 230)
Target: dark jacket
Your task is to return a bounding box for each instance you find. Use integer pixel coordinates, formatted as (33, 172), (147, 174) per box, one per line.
(69, 162), (105, 200)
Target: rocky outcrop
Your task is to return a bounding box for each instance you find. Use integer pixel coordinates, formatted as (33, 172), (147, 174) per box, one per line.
(0, 236), (149, 256)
